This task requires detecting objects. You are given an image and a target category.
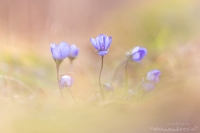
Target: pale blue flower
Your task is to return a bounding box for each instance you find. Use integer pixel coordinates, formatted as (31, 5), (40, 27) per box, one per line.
(50, 42), (70, 60)
(146, 69), (161, 83)
(90, 34), (112, 56)
(131, 46), (147, 62)
(68, 44), (79, 59)
(142, 83), (155, 92)
(59, 75), (73, 89)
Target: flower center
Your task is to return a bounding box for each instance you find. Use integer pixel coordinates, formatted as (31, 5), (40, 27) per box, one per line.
(101, 44), (105, 50)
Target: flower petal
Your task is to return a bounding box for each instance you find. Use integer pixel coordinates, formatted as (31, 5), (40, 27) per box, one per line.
(138, 48), (147, 60)
(60, 75), (73, 88)
(59, 42), (68, 50)
(51, 46), (62, 60)
(154, 70), (161, 76)
(131, 46), (140, 54)
(98, 51), (108, 56)
(132, 52), (140, 61)
(61, 45), (70, 59)
(146, 72), (155, 81)
(105, 36), (112, 50)
(99, 34), (105, 45)
(95, 36), (101, 50)
(98, 34), (105, 51)
(142, 83), (155, 92)
(131, 47), (147, 62)
(69, 44), (79, 58)
(50, 43), (57, 49)
(90, 38), (98, 50)
(146, 69), (161, 83)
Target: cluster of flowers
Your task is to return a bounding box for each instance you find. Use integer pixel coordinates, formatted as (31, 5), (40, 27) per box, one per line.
(50, 42), (78, 89)
(50, 34), (161, 101)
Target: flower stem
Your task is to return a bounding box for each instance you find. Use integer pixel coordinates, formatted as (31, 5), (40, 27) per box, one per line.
(56, 65), (64, 99)
(69, 59), (74, 72)
(137, 79), (145, 102)
(68, 87), (77, 105)
(99, 56), (104, 101)
(125, 57), (131, 90)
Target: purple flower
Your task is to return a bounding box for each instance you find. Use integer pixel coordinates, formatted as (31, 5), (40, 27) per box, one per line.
(68, 44), (79, 59)
(131, 46), (147, 62)
(90, 34), (112, 56)
(50, 42), (70, 60)
(59, 75), (73, 89)
(146, 69), (161, 83)
(142, 83), (155, 92)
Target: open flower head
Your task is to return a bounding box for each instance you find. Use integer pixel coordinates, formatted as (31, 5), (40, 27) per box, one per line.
(146, 69), (161, 83)
(142, 83), (155, 92)
(90, 34), (112, 56)
(59, 75), (73, 89)
(68, 44), (79, 59)
(131, 46), (147, 62)
(50, 42), (70, 60)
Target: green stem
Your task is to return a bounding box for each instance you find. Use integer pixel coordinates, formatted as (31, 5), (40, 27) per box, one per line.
(70, 59), (74, 72)
(99, 56), (104, 101)
(125, 57), (131, 90)
(56, 65), (64, 99)
(137, 79), (145, 102)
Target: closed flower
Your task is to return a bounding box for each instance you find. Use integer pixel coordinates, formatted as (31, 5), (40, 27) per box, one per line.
(50, 42), (70, 60)
(146, 69), (161, 83)
(142, 83), (155, 92)
(68, 44), (79, 59)
(59, 75), (73, 89)
(131, 46), (147, 62)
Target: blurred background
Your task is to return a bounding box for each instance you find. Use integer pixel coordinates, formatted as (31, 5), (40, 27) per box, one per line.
(0, 0), (200, 133)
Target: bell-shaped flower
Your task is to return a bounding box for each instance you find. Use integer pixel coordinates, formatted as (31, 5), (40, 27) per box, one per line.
(50, 42), (70, 61)
(103, 83), (113, 91)
(142, 83), (155, 92)
(90, 34), (112, 56)
(131, 46), (147, 62)
(146, 69), (161, 83)
(59, 75), (73, 89)
(68, 44), (79, 60)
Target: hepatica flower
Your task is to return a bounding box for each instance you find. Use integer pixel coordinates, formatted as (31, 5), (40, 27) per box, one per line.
(131, 46), (147, 62)
(59, 75), (77, 104)
(142, 83), (155, 92)
(59, 75), (73, 89)
(125, 46), (147, 91)
(50, 42), (70, 65)
(51, 42), (70, 98)
(146, 69), (161, 83)
(90, 34), (112, 101)
(68, 44), (79, 60)
(138, 70), (161, 95)
(90, 34), (112, 56)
